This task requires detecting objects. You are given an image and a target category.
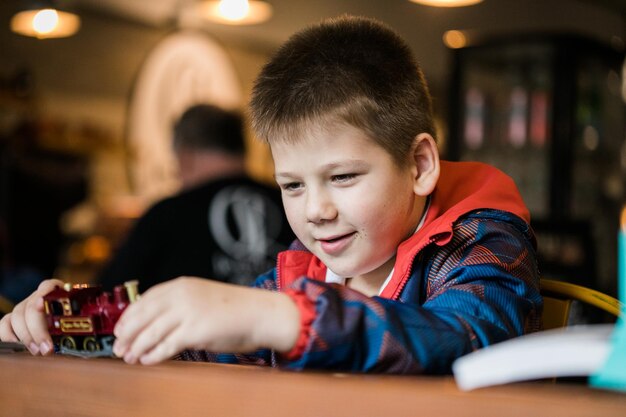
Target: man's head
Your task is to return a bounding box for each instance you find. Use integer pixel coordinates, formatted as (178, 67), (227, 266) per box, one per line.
(249, 15), (436, 168)
(173, 104), (245, 156)
(172, 104), (246, 189)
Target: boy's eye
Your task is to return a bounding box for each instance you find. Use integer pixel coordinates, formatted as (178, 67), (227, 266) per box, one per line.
(280, 182), (302, 192)
(331, 173), (357, 183)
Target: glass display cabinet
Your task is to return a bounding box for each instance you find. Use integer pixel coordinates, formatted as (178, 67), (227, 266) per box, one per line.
(447, 34), (625, 295)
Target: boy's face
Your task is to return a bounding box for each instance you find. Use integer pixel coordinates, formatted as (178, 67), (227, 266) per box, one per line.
(271, 123), (426, 283)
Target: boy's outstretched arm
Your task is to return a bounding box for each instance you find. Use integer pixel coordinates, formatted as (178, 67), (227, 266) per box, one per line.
(0, 279), (64, 355)
(112, 277), (300, 365)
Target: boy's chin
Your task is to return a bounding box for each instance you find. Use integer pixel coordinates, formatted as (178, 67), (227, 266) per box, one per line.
(323, 261), (367, 279)
(317, 258), (354, 278)
(322, 255), (395, 283)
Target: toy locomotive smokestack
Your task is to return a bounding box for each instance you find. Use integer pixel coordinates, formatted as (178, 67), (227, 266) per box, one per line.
(124, 280), (140, 303)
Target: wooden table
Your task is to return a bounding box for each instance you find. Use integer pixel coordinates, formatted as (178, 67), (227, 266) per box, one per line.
(1, 352), (625, 417)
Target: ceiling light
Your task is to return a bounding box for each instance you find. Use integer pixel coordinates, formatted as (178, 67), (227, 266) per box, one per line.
(409, 0), (483, 7)
(11, 2), (80, 39)
(197, 0), (272, 25)
(443, 30), (467, 48)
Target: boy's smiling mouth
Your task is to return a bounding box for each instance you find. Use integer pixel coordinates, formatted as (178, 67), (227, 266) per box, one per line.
(317, 232), (357, 255)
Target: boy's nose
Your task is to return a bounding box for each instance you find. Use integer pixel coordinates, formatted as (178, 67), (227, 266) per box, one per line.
(305, 191), (337, 223)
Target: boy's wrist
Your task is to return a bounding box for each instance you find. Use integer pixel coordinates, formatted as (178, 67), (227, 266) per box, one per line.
(252, 291), (300, 353)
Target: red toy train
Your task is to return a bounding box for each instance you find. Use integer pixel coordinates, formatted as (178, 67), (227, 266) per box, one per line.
(43, 281), (139, 357)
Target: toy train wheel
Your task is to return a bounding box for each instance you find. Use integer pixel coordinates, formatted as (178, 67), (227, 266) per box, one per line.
(60, 336), (77, 350)
(83, 337), (101, 352)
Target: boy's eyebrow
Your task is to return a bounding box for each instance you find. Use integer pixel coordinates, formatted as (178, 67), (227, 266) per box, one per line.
(274, 172), (294, 180)
(274, 160), (369, 179)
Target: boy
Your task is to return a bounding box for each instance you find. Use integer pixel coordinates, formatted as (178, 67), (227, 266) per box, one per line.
(0, 15), (542, 374)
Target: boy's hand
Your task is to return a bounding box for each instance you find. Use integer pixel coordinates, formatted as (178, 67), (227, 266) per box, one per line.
(112, 277), (300, 365)
(0, 279), (64, 356)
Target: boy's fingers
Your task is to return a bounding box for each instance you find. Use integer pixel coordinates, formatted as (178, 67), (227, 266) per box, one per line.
(25, 296), (52, 348)
(125, 316), (178, 364)
(9, 306), (36, 353)
(5, 279), (63, 354)
(114, 299), (162, 357)
(37, 279), (64, 293)
(0, 279), (61, 353)
(0, 314), (20, 342)
(138, 328), (187, 365)
(33, 280), (64, 352)
(114, 292), (163, 340)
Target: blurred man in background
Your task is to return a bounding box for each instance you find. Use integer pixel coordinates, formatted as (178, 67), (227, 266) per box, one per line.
(96, 104), (294, 292)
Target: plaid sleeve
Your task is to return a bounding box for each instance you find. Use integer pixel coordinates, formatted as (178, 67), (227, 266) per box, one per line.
(277, 216), (542, 374)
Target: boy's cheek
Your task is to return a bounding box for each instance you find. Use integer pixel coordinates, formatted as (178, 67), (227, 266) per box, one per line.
(283, 205), (302, 232)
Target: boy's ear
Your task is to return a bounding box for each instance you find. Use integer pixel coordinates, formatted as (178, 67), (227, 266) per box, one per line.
(409, 133), (440, 197)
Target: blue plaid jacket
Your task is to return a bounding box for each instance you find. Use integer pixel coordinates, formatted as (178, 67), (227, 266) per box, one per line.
(180, 162), (543, 374)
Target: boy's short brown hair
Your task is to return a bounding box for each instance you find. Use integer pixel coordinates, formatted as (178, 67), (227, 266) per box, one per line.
(249, 15), (436, 166)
